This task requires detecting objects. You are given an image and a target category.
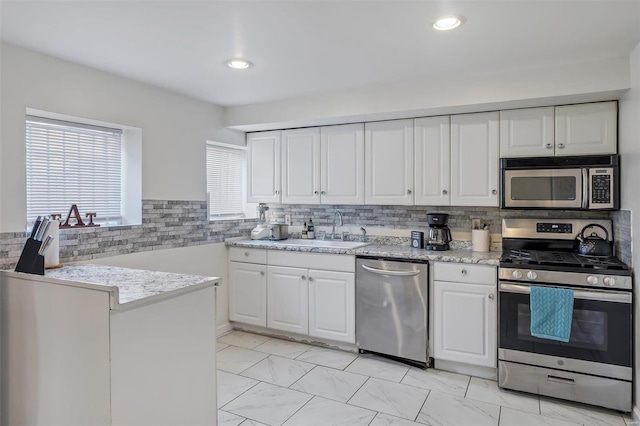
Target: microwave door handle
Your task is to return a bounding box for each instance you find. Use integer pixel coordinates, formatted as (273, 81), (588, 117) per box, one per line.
(582, 168), (589, 209)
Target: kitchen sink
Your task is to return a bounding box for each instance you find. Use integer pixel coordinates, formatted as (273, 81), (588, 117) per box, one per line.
(274, 239), (370, 249)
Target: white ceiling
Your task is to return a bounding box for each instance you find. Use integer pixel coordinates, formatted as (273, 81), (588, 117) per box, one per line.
(1, 1), (639, 107)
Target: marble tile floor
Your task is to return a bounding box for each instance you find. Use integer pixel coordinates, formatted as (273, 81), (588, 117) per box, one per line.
(217, 331), (635, 426)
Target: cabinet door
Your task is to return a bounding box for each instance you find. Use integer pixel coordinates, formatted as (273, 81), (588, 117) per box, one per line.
(247, 131), (281, 203)
(267, 266), (309, 335)
(308, 270), (355, 343)
(500, 107), (554, 158)
(365, 119), (414, 205)
(321, 124), (365, 205)
(228, 262), (267, 327)
(555, 102), (617, 156)
(433, 281), (496, 367)
(451, 112), (499, 206)
(414, 116), (450, 205)
(281, 128), (321, 204)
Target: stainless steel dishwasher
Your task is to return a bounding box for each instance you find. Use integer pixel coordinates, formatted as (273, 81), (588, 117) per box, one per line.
(356, 256), (429, 368)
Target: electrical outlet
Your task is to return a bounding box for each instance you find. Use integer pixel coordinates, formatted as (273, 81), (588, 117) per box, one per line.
(285, 214), (291, 225)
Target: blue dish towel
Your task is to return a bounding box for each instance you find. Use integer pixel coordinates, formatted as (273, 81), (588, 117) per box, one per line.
(530, 286), (574, 342)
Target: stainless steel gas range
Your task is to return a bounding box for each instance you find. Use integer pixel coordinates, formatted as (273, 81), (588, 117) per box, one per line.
(498, 218), (632, 412)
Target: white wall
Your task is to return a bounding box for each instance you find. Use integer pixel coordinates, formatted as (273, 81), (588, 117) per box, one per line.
(618, 40), (640, 418)
(0, 42), (244, 232)
(225, 55), (631, 131)
(87, 243), (231, 335)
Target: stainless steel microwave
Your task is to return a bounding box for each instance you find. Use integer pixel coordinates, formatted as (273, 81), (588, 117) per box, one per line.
(500, 155), (619, 210)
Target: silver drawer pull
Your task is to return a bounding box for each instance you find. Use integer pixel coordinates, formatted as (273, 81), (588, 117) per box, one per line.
(308, 277), (313, 282)
(301, 275), (306, 280)
(362, 264), (421, 277)
(547, 375), (575, 385)
(461, 269), (467, 275)
(260, 271), (265, 276)
(244, 252), (250, 257)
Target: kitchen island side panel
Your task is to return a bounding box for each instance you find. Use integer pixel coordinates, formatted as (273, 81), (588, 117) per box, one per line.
(110, 285), (217, 426)
(0, 274), (111, 426)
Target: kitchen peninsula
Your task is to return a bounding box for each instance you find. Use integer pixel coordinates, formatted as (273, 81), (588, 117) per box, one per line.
(0, 264), (220, 426)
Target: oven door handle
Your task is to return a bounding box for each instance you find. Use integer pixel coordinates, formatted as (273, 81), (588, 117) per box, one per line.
(499, 283), (632, 303)
(582, 168), (589, 209)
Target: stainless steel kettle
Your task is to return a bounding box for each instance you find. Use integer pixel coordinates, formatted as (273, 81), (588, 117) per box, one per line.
(575, 224), (613, 257)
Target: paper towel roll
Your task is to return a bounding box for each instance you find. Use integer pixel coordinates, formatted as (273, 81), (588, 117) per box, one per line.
(44, 219), (60, 268)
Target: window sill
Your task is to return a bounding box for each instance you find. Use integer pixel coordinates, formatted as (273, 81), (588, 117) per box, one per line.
(209, 216), (256, 222)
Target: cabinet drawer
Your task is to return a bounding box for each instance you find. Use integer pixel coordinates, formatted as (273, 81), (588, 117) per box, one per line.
(433, 262), (496, 285)
(229, 247), (267, 264)
(268, 251), (355, 272)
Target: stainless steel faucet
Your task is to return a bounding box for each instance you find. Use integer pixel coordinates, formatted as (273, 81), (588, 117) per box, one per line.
(332, 210), (344, 240)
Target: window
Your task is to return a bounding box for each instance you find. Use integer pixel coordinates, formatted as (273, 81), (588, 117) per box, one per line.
(26, 115), (123, 224)
(206, 142), (247, 218)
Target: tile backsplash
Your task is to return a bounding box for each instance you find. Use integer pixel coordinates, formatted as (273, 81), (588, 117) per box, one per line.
(0, 200), (255, 270)
(266, 204), (632, 265)
(0, 201), (632, 269)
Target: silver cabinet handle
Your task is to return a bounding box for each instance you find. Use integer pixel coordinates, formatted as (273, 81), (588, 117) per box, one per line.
(442, 189), (448, 195)
(314, 191), (319, 195)
(461, 269), (467, 275)
(244, 251), (250, 257)
(321, 191), (326, 195)
(301, 275), (306, 280)
(362, 264), (421, 277)
(260, 271), (265, 276)
(492, 189), (497, 195)
(546, 143), (553, 149)
(558, 143), (565, 149)
(308, 277), (313, 282)
(488, 294), (494, 300)
(275, 190), (280, 195)
(407, 189), (412, 194)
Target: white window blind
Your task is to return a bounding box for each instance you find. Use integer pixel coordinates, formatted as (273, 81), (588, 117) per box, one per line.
(26, 116), (123, 223)
(206, 142), (246, 217)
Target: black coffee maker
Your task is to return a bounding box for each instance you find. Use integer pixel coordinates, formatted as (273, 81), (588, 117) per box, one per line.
(425, 213), (452, 251)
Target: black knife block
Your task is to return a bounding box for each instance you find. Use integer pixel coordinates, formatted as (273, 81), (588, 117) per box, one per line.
(15, 238), (45, 275)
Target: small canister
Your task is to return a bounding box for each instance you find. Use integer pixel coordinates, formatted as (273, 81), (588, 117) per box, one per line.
(411, 231), (424, 249)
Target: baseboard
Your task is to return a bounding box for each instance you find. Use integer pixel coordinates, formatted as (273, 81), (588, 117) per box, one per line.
(216, 322), (233, 337)
(434, 359), (498, 380)
(231, 323), (359, 353)
(632, 405), (640, 424)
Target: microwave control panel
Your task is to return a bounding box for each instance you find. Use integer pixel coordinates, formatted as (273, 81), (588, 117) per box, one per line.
(591, 169), (613, 205)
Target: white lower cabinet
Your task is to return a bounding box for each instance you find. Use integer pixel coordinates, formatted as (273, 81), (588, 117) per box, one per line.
(228, 261), (267, 327)
(308, 269), (355, 343)
(267, 265), (309, 335)
(228, 250), (355, 344)
(433, 262), (497, 368)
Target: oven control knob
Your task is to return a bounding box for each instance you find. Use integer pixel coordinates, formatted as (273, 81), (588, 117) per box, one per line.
(512, 270), (523, 279)
(587, 276), (599, 285)
(526, 271), (537, 280)
(603, 276), (615, 287)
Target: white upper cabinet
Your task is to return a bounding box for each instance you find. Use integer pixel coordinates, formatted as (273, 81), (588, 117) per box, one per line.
(500, 107), (555, 158)
(247, 131), (282, 203)
(414, 116), (450, 206)
(320, 124), (365, 205)
(365, 119), (414, 205)
(555, 102), (617, 156)
(281, 128), (321, 204)
(451, 112), (500, 206)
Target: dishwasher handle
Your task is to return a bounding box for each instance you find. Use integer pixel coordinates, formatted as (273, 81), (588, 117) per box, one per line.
(361, 264), (421, 277)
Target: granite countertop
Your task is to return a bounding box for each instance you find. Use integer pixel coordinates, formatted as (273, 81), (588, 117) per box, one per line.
(226, 239), (501, 265)
(44, 264), (219, 309)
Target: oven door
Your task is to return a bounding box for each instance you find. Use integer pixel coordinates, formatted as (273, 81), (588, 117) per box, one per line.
(503, 169), (584, 209)
(499, 282), (632, 380)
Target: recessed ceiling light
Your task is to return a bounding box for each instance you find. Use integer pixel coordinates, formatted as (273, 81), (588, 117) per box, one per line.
(226, 58), (253, 70)
(433, 15), (464, 31)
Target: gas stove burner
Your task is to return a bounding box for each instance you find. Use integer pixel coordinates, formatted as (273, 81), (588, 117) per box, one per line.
(509, 249), (531, 259)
